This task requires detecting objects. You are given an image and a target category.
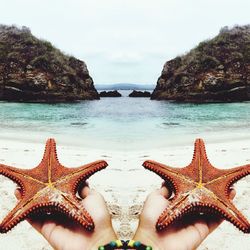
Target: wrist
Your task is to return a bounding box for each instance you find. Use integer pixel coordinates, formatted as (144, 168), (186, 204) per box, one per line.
(97, 239), (153, 250)
(91, 227), (117, 250)
(133, 228), (161, 250)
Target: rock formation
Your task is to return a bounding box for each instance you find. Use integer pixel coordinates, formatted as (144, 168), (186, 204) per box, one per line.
(0, 25), (99, 102)
(129, 90), (151, 97)
(99, 90), (122, 97)
(151, 25), (250, 102)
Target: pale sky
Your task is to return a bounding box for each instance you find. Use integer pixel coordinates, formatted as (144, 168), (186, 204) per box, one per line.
(1, 0), (249, 84)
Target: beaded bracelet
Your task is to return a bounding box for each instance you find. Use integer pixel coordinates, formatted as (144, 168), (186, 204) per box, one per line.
(98, 240), (152, 250)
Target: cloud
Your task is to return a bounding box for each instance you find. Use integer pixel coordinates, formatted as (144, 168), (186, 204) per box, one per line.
(108, 52), (143, 64)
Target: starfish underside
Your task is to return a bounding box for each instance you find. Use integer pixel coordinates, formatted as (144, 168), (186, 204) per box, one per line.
(143, 139), (250, 233)
(0, 138), (108, 233)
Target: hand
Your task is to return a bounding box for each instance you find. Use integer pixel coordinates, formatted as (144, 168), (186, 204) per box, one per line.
(15, 185), (117, 250)
(133, 185), (235, 250)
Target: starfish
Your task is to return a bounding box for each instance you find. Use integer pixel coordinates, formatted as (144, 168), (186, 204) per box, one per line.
(143, 138), (250, 233)
(0, 138), (108, 233)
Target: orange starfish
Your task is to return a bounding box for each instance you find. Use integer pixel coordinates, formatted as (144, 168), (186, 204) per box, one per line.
(0, 138), (108, 233)
(143, 138), (250, 233)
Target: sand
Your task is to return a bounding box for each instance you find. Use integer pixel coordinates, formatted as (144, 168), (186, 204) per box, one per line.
(0, 137), (250, 250)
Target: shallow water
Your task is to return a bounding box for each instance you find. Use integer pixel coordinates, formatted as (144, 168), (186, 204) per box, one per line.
(0, 90), (250, 150)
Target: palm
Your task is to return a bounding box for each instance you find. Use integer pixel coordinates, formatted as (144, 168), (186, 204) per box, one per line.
(31, 219), (94, 250)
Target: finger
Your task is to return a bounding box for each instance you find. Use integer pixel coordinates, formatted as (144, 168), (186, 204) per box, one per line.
(229, 188), (236, 200)
(27, 218), (59, 250)
(80, 187), (105, 207)
(82, 188), (104, 202)
(79, 182), (90, 199)
(206, 216), (223, 234)
(142, 188), (170, 222)
(87, 188), (100, 196)
(26, 217), (44, 234)
(145, 187), (169, 203)
(159, 185), (170, 199)
(14, 188), (22, 200)
(188, 216), (222, 250)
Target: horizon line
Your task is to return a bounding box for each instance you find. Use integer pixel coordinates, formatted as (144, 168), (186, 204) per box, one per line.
(95, 82), (155, 85)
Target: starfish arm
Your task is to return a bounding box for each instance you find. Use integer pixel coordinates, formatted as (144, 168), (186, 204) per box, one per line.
(156, 192), (192, 231)
(0, 188), (95, 233)
(157, 200), (250, 233)
(156, 190), (250, 233)
(0, 163), (25, 187)
(0, 163), (47, 196)
(215, 198), (250, 233)
(182, 138), (216, 183)
(143, 160), (179, 193)
(143, 160), (196, 194)
(55, 192), (94, 231)
(191, 139), (209, 161)
(54, 160), (108, 193)
(205, 164), (250, 192)
(0, 195), (41, 233)
(32, 138), (63, 183)
(223, 164), (250, 188)
(203, 164), (250, 233)
(40, 138), (58, 163)
(0, 163), (43, 190)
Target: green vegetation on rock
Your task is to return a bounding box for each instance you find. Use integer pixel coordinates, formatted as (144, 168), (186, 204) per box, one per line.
(152, 25), (250, 102)
(0, 25), (99, 102)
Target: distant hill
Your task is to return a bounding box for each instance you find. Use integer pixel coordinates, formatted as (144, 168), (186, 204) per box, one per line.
(0, 24), (99, 102)
(96, 83), (154, 90)
(152, 25), (250, 102)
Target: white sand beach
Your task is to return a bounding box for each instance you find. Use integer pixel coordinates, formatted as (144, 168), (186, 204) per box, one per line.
(0, 137), (249, 250)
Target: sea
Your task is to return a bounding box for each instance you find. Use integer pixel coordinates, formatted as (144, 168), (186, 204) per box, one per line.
(0, 90), (250, 150)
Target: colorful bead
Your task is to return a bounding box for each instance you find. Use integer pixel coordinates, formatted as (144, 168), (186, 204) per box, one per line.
(98, 239), (152, 249)
(109, 241), (117, 247)
(115, 240), (123, 247)
(134, 241), (142, 247)
(128, 240), (135, 247)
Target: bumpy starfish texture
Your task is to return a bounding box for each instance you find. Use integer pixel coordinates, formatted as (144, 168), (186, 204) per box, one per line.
(143, 138), (250, 233)
(0, 138), (108, 233)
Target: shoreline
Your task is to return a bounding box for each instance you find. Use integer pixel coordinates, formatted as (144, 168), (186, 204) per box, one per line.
(1, 126), (250, 151)
(0, 137), (249, 249)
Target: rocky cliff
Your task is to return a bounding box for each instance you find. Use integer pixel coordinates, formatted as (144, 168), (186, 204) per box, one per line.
(0, 25), (99, 102)
(129, 90), (151, 97)
(151, 25), (250, 102)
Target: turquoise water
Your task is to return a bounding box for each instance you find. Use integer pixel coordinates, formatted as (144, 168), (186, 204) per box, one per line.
(0, 90), (250, 150)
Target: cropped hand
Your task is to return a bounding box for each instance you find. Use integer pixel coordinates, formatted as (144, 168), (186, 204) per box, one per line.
(134, 185), (235, 250)
(16, 185), (116, 250)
